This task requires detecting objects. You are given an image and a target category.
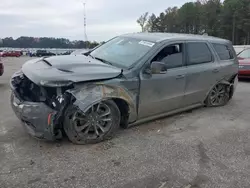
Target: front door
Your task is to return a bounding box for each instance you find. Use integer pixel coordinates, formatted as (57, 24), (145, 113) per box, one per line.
(138, 43), (187, 119)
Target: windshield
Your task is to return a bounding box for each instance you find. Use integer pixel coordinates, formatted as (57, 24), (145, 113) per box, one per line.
(89, 37), (155, 68)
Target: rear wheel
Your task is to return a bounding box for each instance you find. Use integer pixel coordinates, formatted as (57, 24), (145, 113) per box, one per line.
(64, 100), (120, 144)
(205, 84), (230, 107)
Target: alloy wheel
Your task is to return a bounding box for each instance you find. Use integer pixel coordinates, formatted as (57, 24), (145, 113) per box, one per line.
(72, 103), (113, 139)
(209, 84), (229, 106)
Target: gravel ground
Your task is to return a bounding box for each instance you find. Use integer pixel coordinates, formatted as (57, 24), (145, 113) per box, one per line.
(0, 57), (250, 188)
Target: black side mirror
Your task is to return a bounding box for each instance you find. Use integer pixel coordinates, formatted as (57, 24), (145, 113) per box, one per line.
(150, 61), (167, 74)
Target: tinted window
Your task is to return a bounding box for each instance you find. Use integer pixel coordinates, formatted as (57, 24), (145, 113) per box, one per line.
(152, 43), (183, 69)
(238, 49), (250, 59)
(213, 43), (233, 60)
(187, 42), (213, 65)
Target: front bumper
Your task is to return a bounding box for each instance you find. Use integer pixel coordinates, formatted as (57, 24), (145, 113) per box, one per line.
(10, 92), (58, 141)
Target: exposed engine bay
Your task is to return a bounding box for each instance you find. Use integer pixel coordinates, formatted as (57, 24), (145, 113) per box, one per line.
(11, 72), (72, 111)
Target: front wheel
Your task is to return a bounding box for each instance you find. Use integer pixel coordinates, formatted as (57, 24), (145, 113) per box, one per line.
(64, 100), (120, 144)
(205, 84), (230, 107)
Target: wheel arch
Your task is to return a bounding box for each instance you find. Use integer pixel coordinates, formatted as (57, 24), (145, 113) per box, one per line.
(66, 84), (137, 126)
(204, 74), (238, 103)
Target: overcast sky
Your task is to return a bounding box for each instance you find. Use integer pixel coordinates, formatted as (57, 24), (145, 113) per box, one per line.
(0, 0), (193, 42)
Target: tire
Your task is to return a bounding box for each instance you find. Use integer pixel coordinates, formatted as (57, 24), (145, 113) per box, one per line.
(205, 84), (230, 107)
(64, 100), (120, 144)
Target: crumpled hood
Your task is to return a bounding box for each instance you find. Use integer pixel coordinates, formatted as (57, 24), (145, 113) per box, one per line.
(22, 55), (122, 85)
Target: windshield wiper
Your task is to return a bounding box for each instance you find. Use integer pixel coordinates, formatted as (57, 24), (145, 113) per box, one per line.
(91, 56), (113, 66)
(88, 54), (95, 59)
(88, 54), (113, 66)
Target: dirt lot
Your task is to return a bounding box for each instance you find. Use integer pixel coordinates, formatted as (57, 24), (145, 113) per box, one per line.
(1, 57), (250, 188)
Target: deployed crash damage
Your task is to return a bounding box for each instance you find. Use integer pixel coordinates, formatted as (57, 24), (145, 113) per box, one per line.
(10, 33), (238, 144)
(10, 56), (134, 142)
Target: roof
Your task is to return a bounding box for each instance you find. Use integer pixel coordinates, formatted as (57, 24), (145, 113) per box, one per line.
(122, 32), (229, 43)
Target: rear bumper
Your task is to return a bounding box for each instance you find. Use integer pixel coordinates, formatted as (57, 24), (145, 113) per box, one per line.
(10, 92), (58, 141)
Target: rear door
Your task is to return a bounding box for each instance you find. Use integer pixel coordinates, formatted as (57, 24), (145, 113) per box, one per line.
(183, 41), (221, 106)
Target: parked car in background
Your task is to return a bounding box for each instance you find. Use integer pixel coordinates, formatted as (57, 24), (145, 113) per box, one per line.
(70, 49), (88, 55)
(10, 33), (238, 144)
(34, 50), (56, 57)
(0, 58), (4, 76)
(1, 51), (22, 57)
(61, 51), (72, 55)
(237, 48), (250, 78)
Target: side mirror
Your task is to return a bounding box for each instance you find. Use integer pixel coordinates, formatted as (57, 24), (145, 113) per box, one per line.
(150, 61), (167, 74)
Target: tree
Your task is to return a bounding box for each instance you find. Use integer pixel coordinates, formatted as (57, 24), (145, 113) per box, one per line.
(145, 14), (157, 32)
(136, 0), (250, 45)
(137, 12), (149, 32)
(0, 36), (100, 49)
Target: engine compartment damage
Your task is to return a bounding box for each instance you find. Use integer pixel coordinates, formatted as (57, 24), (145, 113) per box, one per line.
(10, 71), (137, 140)
(10, 72), (73, 140)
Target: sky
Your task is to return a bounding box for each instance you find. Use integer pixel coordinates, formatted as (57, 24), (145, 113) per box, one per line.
(0, 0), (193, 42)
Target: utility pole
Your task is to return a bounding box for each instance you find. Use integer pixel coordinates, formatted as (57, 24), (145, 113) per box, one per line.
(83, 2), (88, 48)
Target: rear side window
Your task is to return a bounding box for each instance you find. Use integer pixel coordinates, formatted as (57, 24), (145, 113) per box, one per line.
(213, 43), (234, 60)
(187, 42), (213, 65)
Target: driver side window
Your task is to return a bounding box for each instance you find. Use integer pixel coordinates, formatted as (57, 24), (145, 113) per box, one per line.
(152, 43), (184, 69)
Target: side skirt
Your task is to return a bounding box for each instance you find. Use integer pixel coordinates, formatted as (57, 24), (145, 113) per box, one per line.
(128, 103), (203, 127)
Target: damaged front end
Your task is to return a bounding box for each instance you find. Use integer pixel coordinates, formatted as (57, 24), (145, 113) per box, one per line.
(10, 70), (73, 141)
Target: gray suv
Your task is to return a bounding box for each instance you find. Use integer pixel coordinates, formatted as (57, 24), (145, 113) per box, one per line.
(10, 33), (238, 144)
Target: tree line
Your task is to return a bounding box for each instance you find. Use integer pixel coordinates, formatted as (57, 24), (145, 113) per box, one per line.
(137, 0), (250, 45)
(0, 36), (101, 49)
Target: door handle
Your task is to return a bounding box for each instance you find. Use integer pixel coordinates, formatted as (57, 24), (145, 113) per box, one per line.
(212, 68), (219, 73)
(176, 75), (185, 79)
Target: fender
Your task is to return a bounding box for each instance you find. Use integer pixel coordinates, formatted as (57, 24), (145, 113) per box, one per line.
(66, 83), (137, 123)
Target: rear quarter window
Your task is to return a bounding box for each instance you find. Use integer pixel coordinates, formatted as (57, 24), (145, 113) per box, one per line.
(212, 43), (234, 60)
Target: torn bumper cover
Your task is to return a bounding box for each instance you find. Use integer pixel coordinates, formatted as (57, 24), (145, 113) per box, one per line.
(10, 92), (58, 141)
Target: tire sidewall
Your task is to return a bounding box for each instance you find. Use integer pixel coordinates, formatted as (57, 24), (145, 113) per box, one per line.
(64, 100), (120, 144)
(206, 84), (230, 107)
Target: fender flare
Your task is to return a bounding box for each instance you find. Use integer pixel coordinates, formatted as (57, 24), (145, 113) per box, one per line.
(66, 84), (137, 123)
